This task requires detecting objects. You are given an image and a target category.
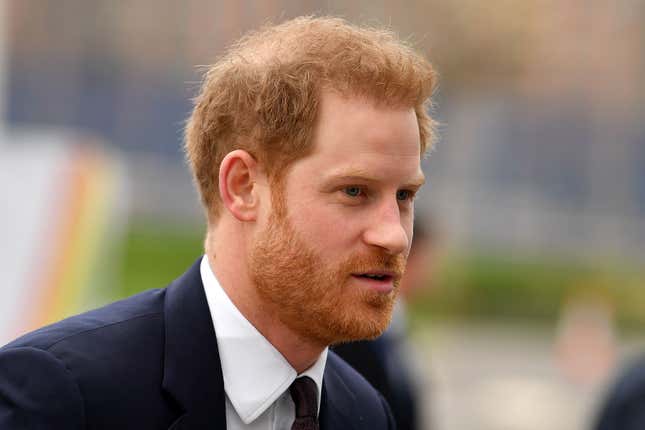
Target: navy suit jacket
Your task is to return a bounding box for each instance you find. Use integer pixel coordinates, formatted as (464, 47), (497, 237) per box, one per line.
(334, 336), (418, 430)
(0, 259), (395, 429)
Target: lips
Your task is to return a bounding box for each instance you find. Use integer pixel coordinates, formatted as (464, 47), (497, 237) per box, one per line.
(354, 271), (394, 281)
(350, 270), (399, 293)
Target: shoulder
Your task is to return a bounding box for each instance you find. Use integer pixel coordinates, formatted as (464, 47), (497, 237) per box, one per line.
(0, 346), (86, 429)
(1, 287), (169, 393)
(0, 290), (171, 429)
(324, 350), (396, 429)
(3, 287), (167, 352)
(0, 288), (172, 429)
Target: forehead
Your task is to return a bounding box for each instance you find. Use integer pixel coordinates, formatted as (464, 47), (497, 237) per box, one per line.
(300, 91), (423, 182)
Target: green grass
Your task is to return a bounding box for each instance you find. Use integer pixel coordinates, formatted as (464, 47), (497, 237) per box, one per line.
(409, 251), (645, 331)
(117, 221), (204, 298)
(116, 222), (645, 330)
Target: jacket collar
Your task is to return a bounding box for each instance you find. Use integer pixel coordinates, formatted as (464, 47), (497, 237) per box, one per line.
(162, 258), (227, 428)
(160, 259), (359, 429)
(320, 353), (357, 430)
(201, 256), (328, 423)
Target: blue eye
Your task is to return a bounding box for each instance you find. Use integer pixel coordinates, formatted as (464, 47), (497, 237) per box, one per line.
(396, 190), (411, 201)
(344, 187), (362, 197)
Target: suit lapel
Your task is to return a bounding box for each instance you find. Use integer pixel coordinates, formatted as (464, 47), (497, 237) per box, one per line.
(320, 358), (358, 430)
(162, 259), (227, 428)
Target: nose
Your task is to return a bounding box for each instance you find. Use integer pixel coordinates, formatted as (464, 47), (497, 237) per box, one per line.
(362, 200), (410, 255)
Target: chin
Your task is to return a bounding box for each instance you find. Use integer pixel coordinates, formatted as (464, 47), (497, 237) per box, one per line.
(318, 298), (396, 345)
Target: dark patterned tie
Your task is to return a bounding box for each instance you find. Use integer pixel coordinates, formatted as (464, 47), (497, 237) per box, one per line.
(290, 376), (319, 430)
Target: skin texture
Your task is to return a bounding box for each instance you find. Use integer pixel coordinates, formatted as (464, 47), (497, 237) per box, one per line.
(209, 91), (424, 372)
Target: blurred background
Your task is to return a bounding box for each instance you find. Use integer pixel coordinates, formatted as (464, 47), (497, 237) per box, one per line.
(1, 1), (644, 429)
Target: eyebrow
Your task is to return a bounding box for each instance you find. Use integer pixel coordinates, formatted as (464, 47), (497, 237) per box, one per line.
(323, 169), (426, 189)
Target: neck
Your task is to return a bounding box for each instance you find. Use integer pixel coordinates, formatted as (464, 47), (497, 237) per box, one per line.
(206, 225), (325, 373)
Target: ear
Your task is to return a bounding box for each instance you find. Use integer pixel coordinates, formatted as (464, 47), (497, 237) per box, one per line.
(218, 150), (263, 222)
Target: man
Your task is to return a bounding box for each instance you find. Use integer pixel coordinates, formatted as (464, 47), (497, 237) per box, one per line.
(0, 16), (436, 429)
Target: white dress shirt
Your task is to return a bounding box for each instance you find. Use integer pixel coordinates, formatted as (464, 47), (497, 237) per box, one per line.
(200, 256), (328, 430)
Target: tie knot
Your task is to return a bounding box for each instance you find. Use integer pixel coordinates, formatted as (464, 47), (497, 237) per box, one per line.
(289, 376), (318, 419)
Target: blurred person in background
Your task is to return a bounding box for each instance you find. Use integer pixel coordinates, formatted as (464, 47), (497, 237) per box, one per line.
(0, 16), (437, 430)
(594, 355), (645, 430)
(334, 218), (436, 430)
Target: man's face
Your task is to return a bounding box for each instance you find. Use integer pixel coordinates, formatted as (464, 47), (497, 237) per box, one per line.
(250, 91), (424, 346)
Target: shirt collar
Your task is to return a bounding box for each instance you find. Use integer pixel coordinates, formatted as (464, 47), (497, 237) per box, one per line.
(200, 256), (328, 424)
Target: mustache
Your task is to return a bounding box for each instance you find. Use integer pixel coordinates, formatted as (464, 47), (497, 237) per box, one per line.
(340, 252), (407, 279)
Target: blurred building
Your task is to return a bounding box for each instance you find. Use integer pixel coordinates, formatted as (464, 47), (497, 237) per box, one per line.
(428, 0), (645, 262)
(4, 0), (645, 261)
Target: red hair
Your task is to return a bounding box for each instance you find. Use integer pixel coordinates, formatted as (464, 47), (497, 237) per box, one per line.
(185, 16), (437, 220)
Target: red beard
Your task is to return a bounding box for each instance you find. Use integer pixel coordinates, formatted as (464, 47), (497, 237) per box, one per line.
(250, 212), (404, 346)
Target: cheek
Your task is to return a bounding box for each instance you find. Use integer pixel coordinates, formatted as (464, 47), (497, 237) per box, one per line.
(290, 202), (361, 248)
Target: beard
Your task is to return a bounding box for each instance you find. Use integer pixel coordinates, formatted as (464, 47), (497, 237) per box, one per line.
(249, 210), (406, 346)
